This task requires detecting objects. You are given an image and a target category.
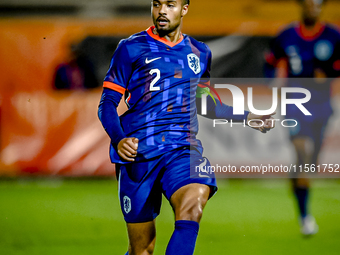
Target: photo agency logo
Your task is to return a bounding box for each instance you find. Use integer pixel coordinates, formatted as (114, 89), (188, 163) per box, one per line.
(198, 82), (312, 128)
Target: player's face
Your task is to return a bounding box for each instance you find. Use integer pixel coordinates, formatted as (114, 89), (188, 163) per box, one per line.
(151, 0), (188, 35)
(302, 0), (322, 23)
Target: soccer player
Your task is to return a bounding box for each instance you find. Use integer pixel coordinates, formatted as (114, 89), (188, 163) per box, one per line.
(265, 0), (340, 235)
(98, 1), (274, 254)
(53, 43), (99, 90)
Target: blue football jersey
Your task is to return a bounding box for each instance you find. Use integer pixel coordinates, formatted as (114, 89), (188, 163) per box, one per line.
(104, 26), (211, 163)
(267, 22), (340, 103)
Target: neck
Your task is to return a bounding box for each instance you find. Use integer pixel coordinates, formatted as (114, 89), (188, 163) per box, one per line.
(154, 24), (182, 43)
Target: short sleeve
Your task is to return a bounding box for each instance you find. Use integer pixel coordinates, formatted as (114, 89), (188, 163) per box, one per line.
(264, 33), (288, 77)
(103, 40), (133, 94)
(269, 35), (287, 63)
(331, 39), (340, 77)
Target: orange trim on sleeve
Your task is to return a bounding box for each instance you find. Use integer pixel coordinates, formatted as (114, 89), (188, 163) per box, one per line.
(333, 60), (340, 71)
(265, 52), (276, 66)
(199, 80), (210, 86)
(276, 58), (288, 78)
(103, 81), (126, 94)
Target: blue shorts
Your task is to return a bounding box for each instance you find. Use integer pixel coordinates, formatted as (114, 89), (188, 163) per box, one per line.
(116, 147), (217, 223)
(286, 101), (333, 144)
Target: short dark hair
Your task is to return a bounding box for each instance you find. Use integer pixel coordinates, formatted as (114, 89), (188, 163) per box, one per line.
(183, 0), (190, 5)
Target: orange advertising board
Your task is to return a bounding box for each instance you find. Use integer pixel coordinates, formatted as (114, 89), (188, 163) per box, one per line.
(0, 90), (119, 176)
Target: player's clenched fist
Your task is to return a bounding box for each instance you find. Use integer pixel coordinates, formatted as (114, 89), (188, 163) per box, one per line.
(117, 137), (139, 162)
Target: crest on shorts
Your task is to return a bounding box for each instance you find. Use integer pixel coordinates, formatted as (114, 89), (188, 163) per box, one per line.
(123, 196), (131, 214)
(187, 53), (201, 74)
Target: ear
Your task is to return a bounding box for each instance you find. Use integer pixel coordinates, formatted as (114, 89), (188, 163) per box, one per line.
(181, 4), (189, 17)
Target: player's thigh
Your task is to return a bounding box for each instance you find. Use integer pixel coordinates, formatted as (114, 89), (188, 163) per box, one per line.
(170, 183), (210, 222)
(289, 119), (314, 143)
(312, 112), (332, 153)
(161, 148), (217, 222)
(288, 102), (331, 149)
(160, 148), (217, 201)
(291, 136), (314, 155)
(127, 220), (156, 255)
(287, 109), (315, 155)
(117, 159), (163, 223)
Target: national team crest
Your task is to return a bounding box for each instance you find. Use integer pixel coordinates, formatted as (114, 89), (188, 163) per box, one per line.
(123, 196), (131, 214)
(187, 53), (201, 74)
(314, 40), (333, 61)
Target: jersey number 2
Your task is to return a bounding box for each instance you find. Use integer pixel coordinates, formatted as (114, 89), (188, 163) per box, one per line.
(149, 69), (160, 91)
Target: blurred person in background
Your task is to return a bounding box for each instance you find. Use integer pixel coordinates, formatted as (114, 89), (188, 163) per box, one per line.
(265, 0), (340, 236)
(53, 42), (99, 90)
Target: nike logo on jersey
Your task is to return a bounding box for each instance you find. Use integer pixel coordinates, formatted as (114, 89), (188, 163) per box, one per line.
(198, 158), (210, 178)
(145, 57), (161, 64)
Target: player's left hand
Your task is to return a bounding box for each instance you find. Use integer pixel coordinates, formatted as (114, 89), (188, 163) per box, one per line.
(246, 112), (276, 133)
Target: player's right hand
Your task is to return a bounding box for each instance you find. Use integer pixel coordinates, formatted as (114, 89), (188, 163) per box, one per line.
(117, 137), (139, 162)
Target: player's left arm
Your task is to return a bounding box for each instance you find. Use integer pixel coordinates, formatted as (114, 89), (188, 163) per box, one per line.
(195, 45), (247, 122)
(195, 91), (247, 122)
(264, 32), (289, 79)
(197, 45), (275, 133)
(196, 95), (275, 133)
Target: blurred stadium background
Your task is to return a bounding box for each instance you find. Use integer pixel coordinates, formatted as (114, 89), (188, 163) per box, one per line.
(0, 0), (339, 254)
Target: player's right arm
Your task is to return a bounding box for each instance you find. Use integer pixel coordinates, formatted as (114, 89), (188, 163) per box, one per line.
(98, 89), (138, 162)
(98, 39), (138, 162)
(264, 31), (289, 79)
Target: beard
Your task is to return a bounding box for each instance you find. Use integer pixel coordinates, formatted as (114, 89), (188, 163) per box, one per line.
(155, 23), (170, 35)
(303, 16), (317, 27)
(153, 17), (171, 35)
(153, 13), (181, 37)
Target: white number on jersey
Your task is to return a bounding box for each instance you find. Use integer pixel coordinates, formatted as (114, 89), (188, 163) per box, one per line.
(149, 69), (161, 91)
